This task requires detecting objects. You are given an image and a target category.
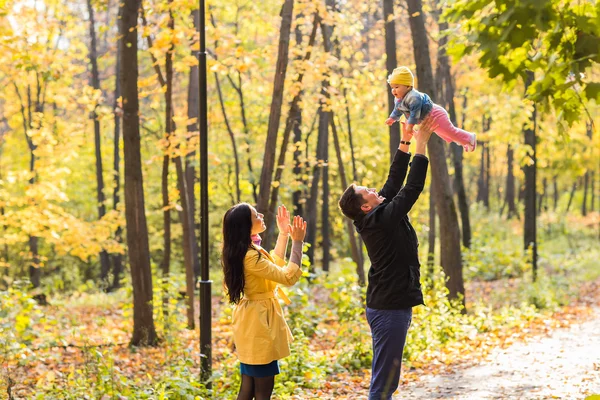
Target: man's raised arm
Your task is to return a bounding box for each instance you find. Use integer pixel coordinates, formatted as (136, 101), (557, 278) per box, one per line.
(378, 123), (414, 200)
(382, 119), (437, 220)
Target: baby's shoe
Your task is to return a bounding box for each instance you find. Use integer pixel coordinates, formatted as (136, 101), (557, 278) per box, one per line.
(463, 133), (477, 152)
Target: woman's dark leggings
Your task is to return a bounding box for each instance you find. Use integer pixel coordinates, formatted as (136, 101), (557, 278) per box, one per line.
(236, 374), (275, 400)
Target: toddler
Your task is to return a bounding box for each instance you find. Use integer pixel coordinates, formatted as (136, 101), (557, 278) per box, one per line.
(385, 66), (476, 152)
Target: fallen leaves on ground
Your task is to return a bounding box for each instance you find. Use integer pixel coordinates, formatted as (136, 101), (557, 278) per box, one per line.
(2, 279), (599, 399)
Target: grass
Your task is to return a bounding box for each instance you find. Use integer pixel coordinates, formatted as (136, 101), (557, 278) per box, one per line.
(1, 210), (599, 399)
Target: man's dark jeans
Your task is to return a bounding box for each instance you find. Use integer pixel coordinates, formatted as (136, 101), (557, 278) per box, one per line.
(366, 307), (412, 400)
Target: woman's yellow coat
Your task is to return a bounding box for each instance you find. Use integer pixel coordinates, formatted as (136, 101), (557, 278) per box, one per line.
(232, 244), (302, 365)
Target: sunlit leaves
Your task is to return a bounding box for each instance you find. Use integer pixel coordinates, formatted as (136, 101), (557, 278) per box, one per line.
(446, 0), (599, 126)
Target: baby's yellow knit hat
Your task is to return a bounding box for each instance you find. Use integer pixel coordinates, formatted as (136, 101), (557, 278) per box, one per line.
(387, 66), (414, 86)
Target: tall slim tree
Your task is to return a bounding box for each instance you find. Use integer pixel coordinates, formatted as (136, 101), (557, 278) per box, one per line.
(120, 0), (158, 346)
(427, 177), (436, 272)
(140, 7), (173, 317)
(477, 141), (486, 205)
(257, 0), (294, 216)
(264, 13), (319, 249)
(505, 144), (518, 219)
(485, 134), (491, 206)
(168, 1), (194, 328)
(383, 0), (400, 159)
(111, 21), (123, 291)
(552, 175), (558, 211)
(214, 74), (241, 203)
(523, 71), (537, 281)
(87, 0), (111, 284)
(590, 171), (595, 213)
(538, 177), (547, 215)
(405, 0), (465, 306)
(566, 180), (578, 213)
(436, 18), (471, 248)
(331, 118), (365, 285)
(14, 83), (42, 288)
(330, 7), (365, 281)
(582, 122), (592, 216)
(210, 9), (259, 203)
(291, 18), (305, 218)
(319, 6), (335, 273)
(305, 116), (325, 270)
(187, 6), (201, 280)
(145, 3), (196, 328)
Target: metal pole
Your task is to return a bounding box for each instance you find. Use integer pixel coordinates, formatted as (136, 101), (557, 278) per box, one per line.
(198, 0), (212, 388)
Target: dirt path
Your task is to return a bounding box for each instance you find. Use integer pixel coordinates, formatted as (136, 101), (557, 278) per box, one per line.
(398, 307), (600, 399)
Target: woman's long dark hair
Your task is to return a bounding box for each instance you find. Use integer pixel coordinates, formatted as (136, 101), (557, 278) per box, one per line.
(221, 203), (253, 304)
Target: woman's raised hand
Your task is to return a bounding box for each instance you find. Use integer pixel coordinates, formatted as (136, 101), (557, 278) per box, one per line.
(276, 205), (290, 235)
(289, 215), (307, 242)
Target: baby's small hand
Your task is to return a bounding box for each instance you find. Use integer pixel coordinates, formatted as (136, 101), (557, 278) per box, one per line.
(385, 118), (396, 126)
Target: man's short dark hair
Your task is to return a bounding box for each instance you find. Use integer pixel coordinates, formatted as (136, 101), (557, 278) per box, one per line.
(339, 184), (366, 221)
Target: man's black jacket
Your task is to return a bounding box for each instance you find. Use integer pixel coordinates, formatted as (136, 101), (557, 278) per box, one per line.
(354, 150), (428, 310)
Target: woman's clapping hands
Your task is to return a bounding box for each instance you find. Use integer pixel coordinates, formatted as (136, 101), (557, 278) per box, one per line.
(289, 215), (307, 242)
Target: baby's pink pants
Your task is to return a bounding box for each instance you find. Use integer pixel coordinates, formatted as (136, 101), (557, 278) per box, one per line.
(423, 104), (474, 146)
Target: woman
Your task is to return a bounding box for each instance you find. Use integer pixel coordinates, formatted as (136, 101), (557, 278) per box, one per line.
(222, 203), (307, 400)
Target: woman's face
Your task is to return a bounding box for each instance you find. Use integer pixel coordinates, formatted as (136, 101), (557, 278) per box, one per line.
(249, 206), (266, 235)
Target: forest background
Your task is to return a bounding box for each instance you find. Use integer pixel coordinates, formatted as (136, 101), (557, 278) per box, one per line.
(0, 0), (599, 398)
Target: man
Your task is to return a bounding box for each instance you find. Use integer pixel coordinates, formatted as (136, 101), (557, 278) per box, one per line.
(338, 118), (436, 400)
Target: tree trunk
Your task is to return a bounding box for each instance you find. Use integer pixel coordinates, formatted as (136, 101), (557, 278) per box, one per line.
(139, 9), (172, 307)
(161, 154), (171, 307)
(120, 0), (158, 346)
(15, 81), (42, 288)
(538, 177), (547, 215)
(406, 0), (465, 307)
(87, 0), (111, 284)
(523, 70), (537, 282)
(305, 111), (325, 271)
(210, 11), (258, 203)
(29, 236), (40, 288)
(383, 0), (400, 160)
(160, 29), (173, 317)
(174, 156), (196, 329)
(476, 118), (492, 208)
(485, 137), (491, 207)
(167, 5), (194, 328)
(451, 146), (471, 246)
(187, 6), (201, 280)
(263, 13), (318, 249)
(436, 20), (471, 248)
(331, 118), (365, 284)
(292, 22), (305, 218)
(477, 141), (486, 205)
(582, 122), (592, 216)
(257, 0), (294, 216)
(214, 74), (241, 203)
(591, 171), (596, 213)
(321, 109), (330, 273)
(566, 181), (577, 213)
(343, 85), (365, 276)
(427, 178), (436, 273)
(292, 103), (304, 218)
(319, 9), (334, 273)
(110, 30), (123, 291)
(552, 175), (558, 211)
(505, 145), (517, 219)
(324, 2), (365, 281)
